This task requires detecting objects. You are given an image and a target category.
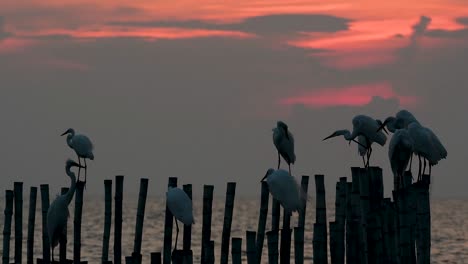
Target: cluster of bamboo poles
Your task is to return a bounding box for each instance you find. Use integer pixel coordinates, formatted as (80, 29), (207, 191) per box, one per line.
(1, 167), (431, 264)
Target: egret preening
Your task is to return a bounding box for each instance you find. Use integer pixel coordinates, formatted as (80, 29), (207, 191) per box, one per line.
(272, 121), (296, 175)
(407, 122), (447, 180)
(323, 115), (388, 167)
(379, 109), (420, 133)
(61, 128), (94, 183)
(389, 129), (414, 189)
(166, 187), (194, 251)
(47, 159), (84, 261)
(261, 168), (304, 214)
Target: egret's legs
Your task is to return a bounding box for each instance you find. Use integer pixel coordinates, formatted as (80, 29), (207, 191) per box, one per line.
(366, 146), (373, 168)
(52, 248), (54, 263)
(277, 152), (281, 170)
(422, 158), (427, 180)
(418, 155), (422, 181)
(288, 164), (292, 176)
(77, 155), (82, 182)
(174, 218), (179, 250)
(409, 154), (413, 171)
(84, 158), (88, 189)
(362, 156), (366, 167)
(429, 165), (432, 177)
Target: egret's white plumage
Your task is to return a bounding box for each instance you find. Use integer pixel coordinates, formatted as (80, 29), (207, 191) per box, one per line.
(61, 128), (94, 182)
(47, 159), (83, 261)
(166, 187), (194, 250)
(261, 168), (304, 214)
(324, 115), (387, 167)
(273, 121), (296, 174)
(380, 109), (420, 133)
(388, 129), (414, 188)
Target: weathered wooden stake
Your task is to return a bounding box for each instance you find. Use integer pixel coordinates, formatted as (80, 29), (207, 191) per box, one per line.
(27, 187), (37, 264)
(345, 181), (358, 264)
(329, 222), (337, 264)
(150, 252), (161, 264)
(335, 177), (346, 264)
(201, 185), (214, 263)
(256, 181), (269, 264)
(247, 231), (257, 264)
(267, 231), (279, 264)
(313, 174), (328, 264)
(416, 174), (431, 264)
(358, 168), (370, 264)
(2, 190), (14, 264)
(280, 210), (292, 264)
(294, 176), (309, 264)
(182, 184), (192, 252)
(204, 241), (215, 264)
(74, 181), (85, 264)
(14, 182), (23, 264)
(40, 184), (51, 263)
(271, 198), (281, 232)
(163, 177), (177, 264)
(350, 168), (362, 264)
(394, 187), (411, 264)
(231, 238), (242, 264)
(114, 175), (124, 264)
(220, 182), (236, 264)
(102, 180), (112, 263)
(132, 178), (149, 264)
(59, 187), (69, 263)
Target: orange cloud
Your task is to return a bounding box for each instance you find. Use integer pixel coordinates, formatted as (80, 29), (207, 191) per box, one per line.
(279, 82), (418, 108)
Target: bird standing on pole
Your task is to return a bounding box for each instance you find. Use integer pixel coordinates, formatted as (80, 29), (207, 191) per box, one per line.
(61, 128), (94, 183)
(273, 121), (296, 175)
(166, 187), (194, 253)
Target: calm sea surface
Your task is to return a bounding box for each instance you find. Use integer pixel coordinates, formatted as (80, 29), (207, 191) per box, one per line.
(0, 196), (466, 263)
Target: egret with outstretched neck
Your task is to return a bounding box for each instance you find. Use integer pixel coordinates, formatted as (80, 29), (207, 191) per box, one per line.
(61, 128), (94, 183)
(166, 187), (194, 252)
(272, 121), (296, 175)
(47, 159), (84, 262)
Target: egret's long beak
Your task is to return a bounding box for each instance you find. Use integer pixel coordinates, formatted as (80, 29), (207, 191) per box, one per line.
(382, 127), (389, 135)
(323, 133), (336, 141)
(260, 171), (269, 182)
(71, 161), (85, 168)
(61, 131), (68, 136)
(376, 120), (389, 133)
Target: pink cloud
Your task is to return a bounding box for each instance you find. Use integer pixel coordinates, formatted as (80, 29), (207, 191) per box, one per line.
(279, 82), (418, 108)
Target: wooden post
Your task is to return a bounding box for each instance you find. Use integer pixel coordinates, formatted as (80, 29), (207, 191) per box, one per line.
(59, 187), (69, 263)
(366, 213), (384, 264)
(246, 231), (257, 264)
(335, 177), (346, 264)
(132, 178), (149, 264)
(329, 222), (337, 264)
(182, 184), (192, 252)
(416, 174), (430, 264)
(381, 198), (397, 264)
(313, 174), (328, 264)
(2, 190), (14, 264)
(369, 167), (384, 212)
(201, 185), (214, 263)
(267, 231), (279, 264)
(231, 238), (242, 264)
(114, 175), (124, 264)
(150, 252), (161, 264)
(280, 210), (292, 264)
(163, 177), (177, 264)
(349, 168), (361, 264)
(271, 199), (281, 231)
(14, 182), (23, 264)
(345, 182), (357, 264)
(256, 181), (269, 264)
(74, 181), (85, 264)
(358, 168), (370, 264)
(40, 184), (51, 263)
(220, 182), (236, 264)
(102, 180), (112, 263)
(294, 176), (309, 264)
(27, 187), (37, 264)
(394, 188), (411, 264)
(204, 241), (215, 264)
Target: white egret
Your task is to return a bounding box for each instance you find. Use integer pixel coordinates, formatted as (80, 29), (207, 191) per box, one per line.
(379, 109), (420, 133)
(166, 187), (194, 250)
(389, 129), (414, 189)
(261, 168), (304, 214)
(47, 159), (84, 262)
(61, 128), (94, 183)
(323, 115), (388, 167)
(272, 121), (296, 175)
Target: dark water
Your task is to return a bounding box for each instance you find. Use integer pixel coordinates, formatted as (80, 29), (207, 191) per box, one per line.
(0, 196), (466, 263)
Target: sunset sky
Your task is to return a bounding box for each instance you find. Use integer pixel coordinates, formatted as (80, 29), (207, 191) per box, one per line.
(0, 0), (467, 197)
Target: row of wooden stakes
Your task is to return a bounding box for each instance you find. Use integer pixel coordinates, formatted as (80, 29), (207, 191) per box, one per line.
(1, 167), (431, 264)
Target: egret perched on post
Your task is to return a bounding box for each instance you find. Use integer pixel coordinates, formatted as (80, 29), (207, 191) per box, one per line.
(166, 187), (194, 251)
(47, 159), (84, 262)
(388, 129), (414, 189)
(379, 109), (420, 133)
(323, 115), (388, 167)
(261, 168), (304, 214)
(272, 121), (296, 175)
(61, 128), (94, 183)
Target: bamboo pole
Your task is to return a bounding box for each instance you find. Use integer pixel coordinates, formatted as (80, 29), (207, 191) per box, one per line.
(131, 178), (148, 264)
(294, 176), (309, 264)
(366, 213), (384, 264)
(256, 181), (269, 264)
(335, 177), (346, 264)
(40, 184), (51, 263)
(27, 187), (37, 264)
(329, 222), (337, 264)
(59, 187), (69, 263)
(231, 238), (242, 264)
(74, 181), (85, 264)
(416, 174), (430, 264)
(394, 188), (411, 264)
(280, 210), (292, 264)
(201, 185), (214, 263)
(114, 175), (124, 264)
(2, 190), (14, 264)
(267, 231), (279, 264)
(102, 179), (112, 263)
(163, 177), (177, 264)
(246, 231), (257, 264)
(205, 241), (215, 264)
(272, 198), (281, 231)
(150, 252), (161, 264)
(220, 182), (236, 264)
(313, 174), (328, 264)
(345, 181), (358, 264)
(358, 168), (370, 264)
(14, 182), (23, 264)
(369, 167), (384, 212)
(182, 184), (192, 252)
(350, 168), (362, 264)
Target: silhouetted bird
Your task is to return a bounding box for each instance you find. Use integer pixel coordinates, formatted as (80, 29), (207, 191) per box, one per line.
(273, 121), (296, 175)
(61, 128), (94, 183)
